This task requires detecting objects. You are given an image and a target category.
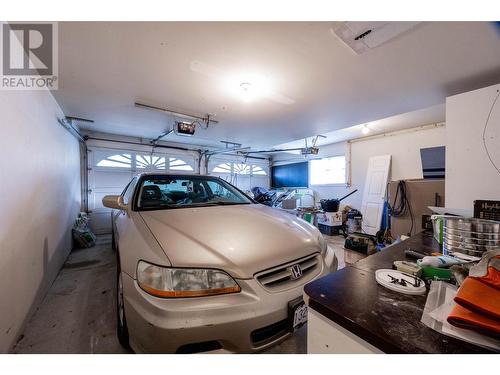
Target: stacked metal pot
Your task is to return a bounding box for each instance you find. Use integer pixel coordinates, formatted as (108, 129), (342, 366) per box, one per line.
(444, 218), (500, 256)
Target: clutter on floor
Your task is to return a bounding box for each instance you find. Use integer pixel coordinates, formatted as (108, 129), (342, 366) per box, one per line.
(250, 186), (315, 210)
(344, 232), (377, 255)
(296, 206), (322, 226)
(72, 212), (96, 248)
(317, 190), (358, 236)
(346, 209), (362, 233)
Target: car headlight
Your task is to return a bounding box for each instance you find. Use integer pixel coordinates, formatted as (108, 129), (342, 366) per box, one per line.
(136, 260), (241, 298)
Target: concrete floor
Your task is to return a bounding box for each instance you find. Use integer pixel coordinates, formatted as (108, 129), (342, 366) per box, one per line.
(12, 234), (361, 354)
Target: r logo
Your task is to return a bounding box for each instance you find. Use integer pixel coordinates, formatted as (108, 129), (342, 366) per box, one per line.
(2, 23), (53, 76)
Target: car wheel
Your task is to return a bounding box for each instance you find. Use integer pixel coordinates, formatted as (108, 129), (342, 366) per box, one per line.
(116, 258), (130, 349)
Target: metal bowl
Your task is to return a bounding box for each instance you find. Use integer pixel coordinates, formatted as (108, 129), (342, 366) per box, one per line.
(445, 218), (500, 233)
(443, 232), (500, 246)
(444, 227), (500, 240)
(443, 238), (499, 252)
(443, 245), (486, 257)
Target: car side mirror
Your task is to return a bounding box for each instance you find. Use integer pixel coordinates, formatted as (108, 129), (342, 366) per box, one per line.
(102, 195), (127, 210)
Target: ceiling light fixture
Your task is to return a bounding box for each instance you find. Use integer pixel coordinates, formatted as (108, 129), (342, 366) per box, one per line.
(240, 82), (254, 102)
(362, 124), (370, 135)
(224, 72), (272, 103)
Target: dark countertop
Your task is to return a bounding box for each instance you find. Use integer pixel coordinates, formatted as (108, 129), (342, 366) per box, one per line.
(304, 232), (494, 353)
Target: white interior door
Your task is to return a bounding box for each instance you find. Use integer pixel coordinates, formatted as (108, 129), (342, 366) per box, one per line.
(361, 155), (391, 235)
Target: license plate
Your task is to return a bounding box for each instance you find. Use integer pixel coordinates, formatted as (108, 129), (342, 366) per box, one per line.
(288, 297), (308, 331)
(293, 303), (308, 329)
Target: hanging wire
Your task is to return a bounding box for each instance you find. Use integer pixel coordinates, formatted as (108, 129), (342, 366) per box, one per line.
(482, 89), (500, 175)
(388, 180), (414, 236)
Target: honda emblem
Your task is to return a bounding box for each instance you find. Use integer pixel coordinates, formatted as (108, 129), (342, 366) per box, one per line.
(290, 264), (303, 280)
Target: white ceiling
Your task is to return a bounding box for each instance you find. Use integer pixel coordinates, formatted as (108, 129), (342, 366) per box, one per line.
(273, 103), (445, 151)
(53, 22), (500, 149)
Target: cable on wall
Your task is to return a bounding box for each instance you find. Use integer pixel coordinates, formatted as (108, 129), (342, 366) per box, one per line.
(388, 180), (414, 237)
(482, 89), (500, 175)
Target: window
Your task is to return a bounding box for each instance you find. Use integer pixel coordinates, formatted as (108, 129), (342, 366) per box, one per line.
(93, 150), (197, 172)
(136, 175), (252, 210)
(309, 155), (346, 185)
(251, 165), (267, 176)
(211, 163), (232, 174)
(169, 157), (194, 171)
(233, 163), (250, 175)
(96, 153), (132, 168)
(211, 162), (268, 176)
(121, 177), (138, 205)
(136, 154), (166, 170)
(206, 180), (243, 200)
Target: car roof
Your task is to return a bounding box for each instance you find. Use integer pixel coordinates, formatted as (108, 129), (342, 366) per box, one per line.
(136, 172), (219, 178)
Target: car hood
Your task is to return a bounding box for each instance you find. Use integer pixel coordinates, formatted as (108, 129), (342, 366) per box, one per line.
(139, 204), (321, 279)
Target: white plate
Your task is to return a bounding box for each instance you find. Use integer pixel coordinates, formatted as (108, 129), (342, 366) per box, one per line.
(375, 269), (427, 295)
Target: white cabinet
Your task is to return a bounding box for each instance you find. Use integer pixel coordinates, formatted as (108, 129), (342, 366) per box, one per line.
(307, 308), (383, 354)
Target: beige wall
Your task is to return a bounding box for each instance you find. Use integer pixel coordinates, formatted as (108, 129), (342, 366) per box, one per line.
(272, 125), (446, 210)
(446, 83), (500, 213)
(0, 90), (81, 352)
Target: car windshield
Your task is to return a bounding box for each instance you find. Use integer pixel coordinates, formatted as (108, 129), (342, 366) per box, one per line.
(136, 175), (253, 210)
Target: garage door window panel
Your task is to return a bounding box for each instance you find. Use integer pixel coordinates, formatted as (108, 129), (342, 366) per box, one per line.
(169, 157), (195, 171)
(211, 163), (232, 174)
(96, 153), (132, 169)
(252, 165), (267, 175)
(234, 163), (251, 175)
(136, 154), (166, 170)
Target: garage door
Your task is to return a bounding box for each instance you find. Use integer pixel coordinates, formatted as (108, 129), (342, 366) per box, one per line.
(87, 147), (198, 234)
(208, 157), (270, 193)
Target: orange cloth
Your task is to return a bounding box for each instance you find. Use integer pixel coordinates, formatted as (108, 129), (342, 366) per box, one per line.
(454, 277), (500, 320)
(448, 304), (500, 338)
(478, 265), (500, 290)
(448, 263), (500, 337)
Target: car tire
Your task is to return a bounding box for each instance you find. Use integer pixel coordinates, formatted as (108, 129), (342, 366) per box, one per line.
(116, 257), (131, 349)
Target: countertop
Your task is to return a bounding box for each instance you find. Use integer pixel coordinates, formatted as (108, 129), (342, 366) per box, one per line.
(304, 231), (494, 353)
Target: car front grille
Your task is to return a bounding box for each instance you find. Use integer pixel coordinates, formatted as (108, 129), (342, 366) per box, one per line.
(255, 253), (322, 292)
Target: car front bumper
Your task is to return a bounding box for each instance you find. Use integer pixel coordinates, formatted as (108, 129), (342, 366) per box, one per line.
(122, 251), (336, 353)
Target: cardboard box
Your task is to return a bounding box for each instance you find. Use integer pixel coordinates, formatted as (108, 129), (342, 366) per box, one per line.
(388, 179), (445, 238)
(317, 211), (343, 227)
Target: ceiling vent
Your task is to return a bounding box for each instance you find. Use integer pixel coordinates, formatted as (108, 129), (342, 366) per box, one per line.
(333, 22), (420, 54)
